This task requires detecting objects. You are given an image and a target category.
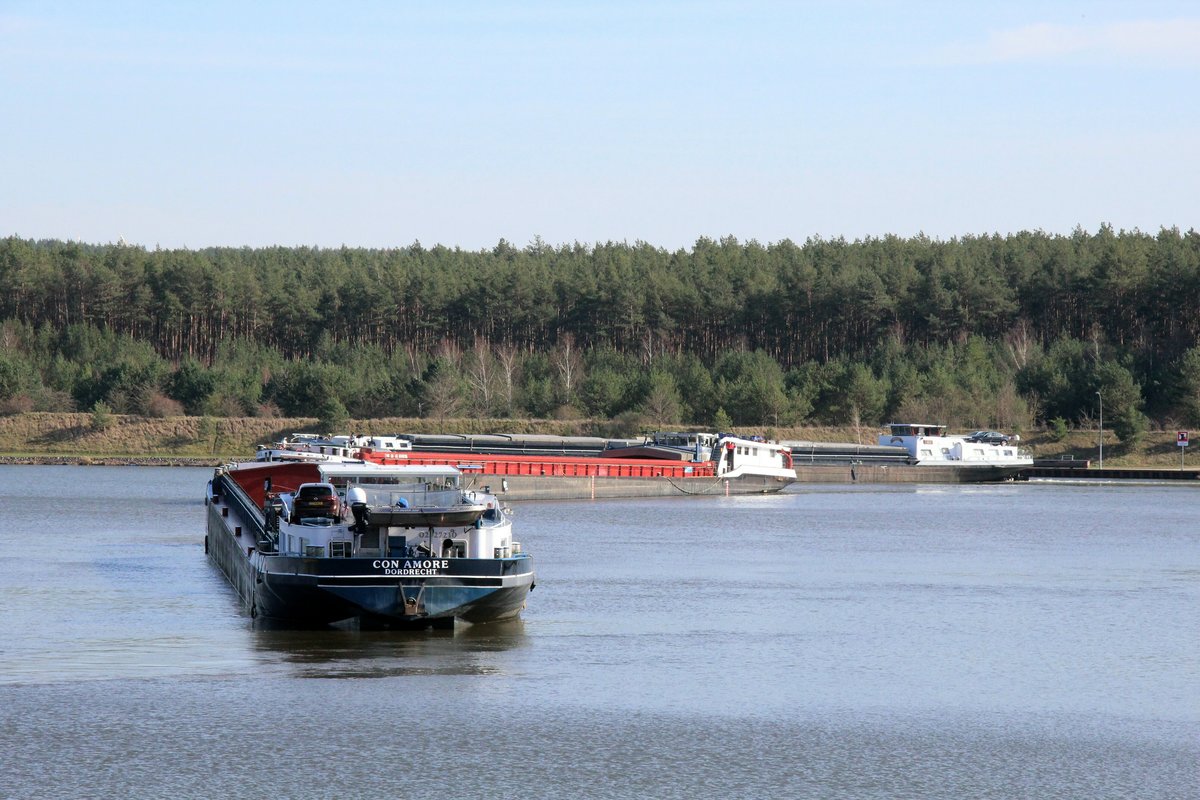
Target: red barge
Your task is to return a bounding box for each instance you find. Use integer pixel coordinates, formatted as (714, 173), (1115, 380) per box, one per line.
(256, 432), (797, 501)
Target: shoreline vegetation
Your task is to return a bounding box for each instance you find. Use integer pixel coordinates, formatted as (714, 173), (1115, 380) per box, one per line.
(3, 233), (1200, 451)
(0, 412), (1193, 469)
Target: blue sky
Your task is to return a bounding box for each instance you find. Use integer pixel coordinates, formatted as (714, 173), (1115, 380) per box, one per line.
(1, 1), (1197, 250)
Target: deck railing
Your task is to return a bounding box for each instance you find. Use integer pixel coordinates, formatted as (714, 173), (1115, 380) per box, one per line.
(215, 470), (271, 549)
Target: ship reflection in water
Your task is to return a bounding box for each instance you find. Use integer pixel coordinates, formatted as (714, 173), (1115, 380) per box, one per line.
(250, 619), (528, 679)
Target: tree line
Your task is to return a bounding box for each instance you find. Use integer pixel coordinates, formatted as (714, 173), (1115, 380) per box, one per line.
(1, 227), (1199, 440)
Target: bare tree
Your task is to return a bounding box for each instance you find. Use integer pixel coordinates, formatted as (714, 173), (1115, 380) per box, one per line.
(992, 382), (1030, 430)
(552, 333), (583, 399)
(495, 343), (519, 415)
(641, 371), (681, 424)
(465, 336), (496, 416)
(1003, 318), (1036, 371)
(425, 367), (465, 420)
(436, 339), (462, 368)
(404, 343), (423, 375)
(641, 329), (656, 366)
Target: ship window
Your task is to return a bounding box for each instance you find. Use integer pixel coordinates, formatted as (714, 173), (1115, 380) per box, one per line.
(941, 447), (950, 454)
(920, 449), (933, 457)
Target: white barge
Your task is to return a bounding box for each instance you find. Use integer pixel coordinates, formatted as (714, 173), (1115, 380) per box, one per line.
(781, 423), (1034, 483)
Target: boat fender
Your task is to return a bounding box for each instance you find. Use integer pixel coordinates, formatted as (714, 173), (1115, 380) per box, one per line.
(204, 535), (209, 554)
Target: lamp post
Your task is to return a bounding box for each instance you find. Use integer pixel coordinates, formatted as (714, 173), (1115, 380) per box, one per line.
(1096, 390), (1103, 469)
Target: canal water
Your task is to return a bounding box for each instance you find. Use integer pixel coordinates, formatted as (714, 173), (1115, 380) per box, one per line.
(0, 466), (1196, 799)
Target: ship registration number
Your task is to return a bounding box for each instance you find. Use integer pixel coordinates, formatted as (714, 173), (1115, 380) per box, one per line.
(373, 559), (449, 576)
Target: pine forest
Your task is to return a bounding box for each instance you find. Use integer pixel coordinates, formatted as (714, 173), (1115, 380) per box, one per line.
(2, 226), (1200, 443)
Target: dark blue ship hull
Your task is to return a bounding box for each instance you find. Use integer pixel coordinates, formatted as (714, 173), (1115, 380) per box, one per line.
(253, 556), (535, 627)
(206, 493), (534, 629)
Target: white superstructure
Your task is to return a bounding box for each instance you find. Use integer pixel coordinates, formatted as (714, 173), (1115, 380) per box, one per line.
(255, 433), (413, 463)
(880, 423), (1033, 467)
(267, 462), (514, 560)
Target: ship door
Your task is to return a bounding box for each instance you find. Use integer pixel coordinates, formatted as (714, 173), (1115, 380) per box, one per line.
(720, 442), (734, 475)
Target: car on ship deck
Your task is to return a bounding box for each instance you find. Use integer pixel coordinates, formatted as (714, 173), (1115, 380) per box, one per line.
(965, 430), (1011, 445)
(291, 482), (340, 521)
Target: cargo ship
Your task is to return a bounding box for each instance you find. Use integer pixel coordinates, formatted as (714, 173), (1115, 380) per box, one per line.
(255, 431), (797, 500)
(205, 459), (534, 627)
(782, 423), (1034, 483)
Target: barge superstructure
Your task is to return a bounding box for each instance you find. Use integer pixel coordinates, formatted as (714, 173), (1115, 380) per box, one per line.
(781, 422), (1033, 483)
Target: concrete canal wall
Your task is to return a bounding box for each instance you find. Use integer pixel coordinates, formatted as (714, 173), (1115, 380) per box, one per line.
(1022, 466), (1200, 481)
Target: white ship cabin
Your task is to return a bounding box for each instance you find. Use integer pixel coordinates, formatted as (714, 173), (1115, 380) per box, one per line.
(646, 431), (794, 476)
(712, 434), (796, 477)
(271, 464), (513, 560)
(257, 433), (413, 462)
(650, 431), (719, 461)
(316, 463), (461, 501)
(338, 434), (412, 452)
(880, 423), (1030, 465)
(885, 424), (947, 439)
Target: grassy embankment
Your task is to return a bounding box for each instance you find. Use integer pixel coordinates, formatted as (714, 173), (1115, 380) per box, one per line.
(0, 412), (1192, 468)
